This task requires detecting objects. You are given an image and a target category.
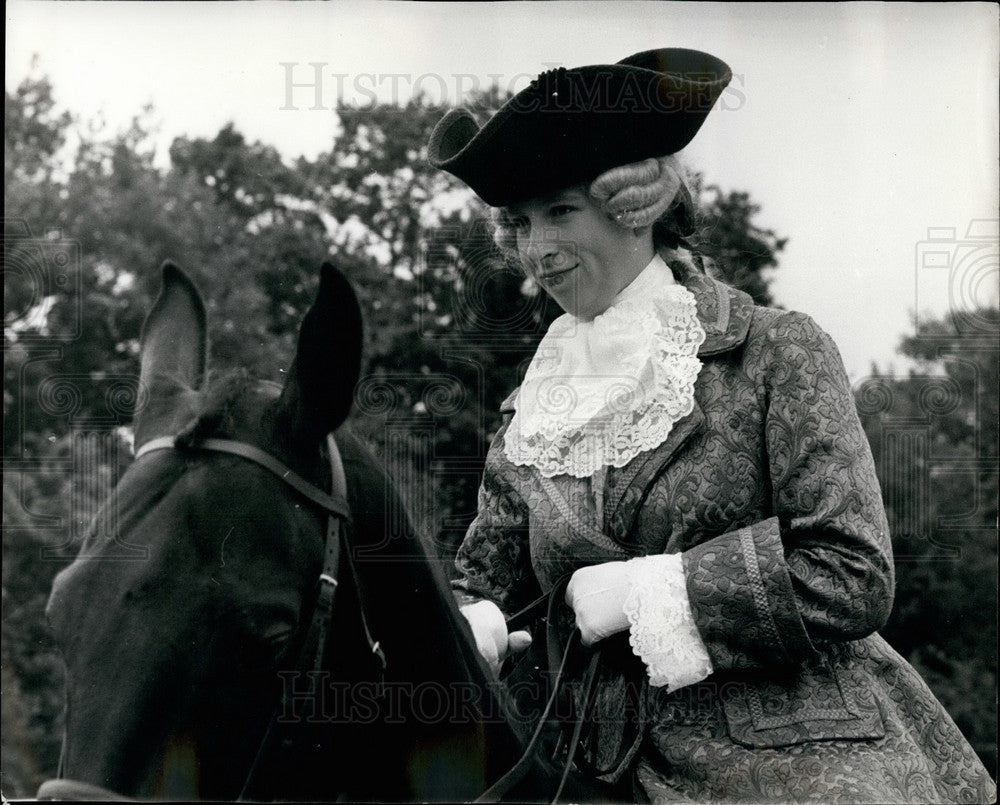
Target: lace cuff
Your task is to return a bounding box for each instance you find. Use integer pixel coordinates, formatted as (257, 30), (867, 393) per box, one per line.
(623, 554), (713, 691)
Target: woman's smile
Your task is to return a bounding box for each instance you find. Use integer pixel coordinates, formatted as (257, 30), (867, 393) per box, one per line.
(539, 262), (578, 283)
(508, 187), (653, 320)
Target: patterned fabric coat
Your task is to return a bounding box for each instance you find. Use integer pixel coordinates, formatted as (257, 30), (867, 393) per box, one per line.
(454, 260), (996, 803)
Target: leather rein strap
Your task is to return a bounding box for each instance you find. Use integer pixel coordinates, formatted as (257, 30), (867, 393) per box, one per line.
(134, 433), (385, 800)
(475, 577), (604, 804)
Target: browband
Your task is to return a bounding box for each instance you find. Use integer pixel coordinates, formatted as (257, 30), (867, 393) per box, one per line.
(134, 435), (350, 519)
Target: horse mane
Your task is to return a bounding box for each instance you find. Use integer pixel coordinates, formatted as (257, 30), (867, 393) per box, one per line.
(172, 368), (278, 449)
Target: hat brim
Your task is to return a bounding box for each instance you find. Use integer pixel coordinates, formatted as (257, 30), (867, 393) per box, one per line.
(428, 48), (732, 207)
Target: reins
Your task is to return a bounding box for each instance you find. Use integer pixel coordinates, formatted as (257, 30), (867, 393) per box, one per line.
(476, 577), (608, 804)
(134, 432), (386, 801)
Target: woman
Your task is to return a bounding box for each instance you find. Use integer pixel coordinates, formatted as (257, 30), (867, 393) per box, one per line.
(427, 48), (995, 803)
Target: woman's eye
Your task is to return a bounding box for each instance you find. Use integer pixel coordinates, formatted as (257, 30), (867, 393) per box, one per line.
(550, 205), (575, 217)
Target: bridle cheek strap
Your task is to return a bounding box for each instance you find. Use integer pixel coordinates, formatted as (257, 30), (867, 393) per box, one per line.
(133, 432), (384, 801)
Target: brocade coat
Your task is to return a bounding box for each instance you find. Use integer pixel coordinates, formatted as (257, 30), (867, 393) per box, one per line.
(453, 260), (996, 803)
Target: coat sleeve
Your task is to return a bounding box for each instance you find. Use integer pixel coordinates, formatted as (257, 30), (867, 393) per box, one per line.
(683, 311), (894, 672)
(452, 415), (540, 615)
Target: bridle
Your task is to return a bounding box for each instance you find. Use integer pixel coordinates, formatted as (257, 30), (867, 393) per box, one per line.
(39, 433), (618, 803)
(39, 431), (378, 802)
(138, 432), (386, 800)
(135, 435), (352, 521)
(134, 437), (621, 804)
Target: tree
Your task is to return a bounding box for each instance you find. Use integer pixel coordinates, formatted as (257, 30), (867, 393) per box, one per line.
(695, 182), (787, 307)
(860, 309), (998, 775)
(4, 69), (71, 227)
(3, 76), (790, 796)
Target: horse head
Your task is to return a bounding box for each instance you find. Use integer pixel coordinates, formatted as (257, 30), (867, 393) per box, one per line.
(40, 263), (507, 801)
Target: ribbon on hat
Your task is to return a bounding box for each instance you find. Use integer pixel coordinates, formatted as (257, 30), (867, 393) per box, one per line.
(533, 66), (569, 99)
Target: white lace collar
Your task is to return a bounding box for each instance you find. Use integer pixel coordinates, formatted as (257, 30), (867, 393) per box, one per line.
(504, 255), (706, 478)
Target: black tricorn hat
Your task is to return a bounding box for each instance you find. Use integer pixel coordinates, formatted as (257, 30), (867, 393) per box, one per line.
(427, 48), (732, 207)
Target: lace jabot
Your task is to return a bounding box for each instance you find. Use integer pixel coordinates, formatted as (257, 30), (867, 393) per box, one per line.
(505, 255), (706, 478)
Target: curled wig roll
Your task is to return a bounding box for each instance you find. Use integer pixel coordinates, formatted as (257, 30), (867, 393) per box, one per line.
(491, 154), (699, 266)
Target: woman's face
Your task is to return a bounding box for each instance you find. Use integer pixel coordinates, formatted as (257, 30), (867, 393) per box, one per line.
(506, 186), (654, 320)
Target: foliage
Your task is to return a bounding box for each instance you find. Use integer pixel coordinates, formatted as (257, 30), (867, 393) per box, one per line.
(862, 309), (999, 775)
(693, 180), (787, 307)
(3, 71), (993, 797)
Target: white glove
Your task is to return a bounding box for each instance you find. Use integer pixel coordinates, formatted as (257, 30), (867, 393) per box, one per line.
(459, 599), (532, 677)
(588, 155), (684, 230)
(567, 557), (715, 690)
(565, 561), (634, 646)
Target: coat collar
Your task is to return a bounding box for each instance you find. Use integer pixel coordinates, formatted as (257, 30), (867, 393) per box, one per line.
(499, 259), (755, 414)
(667, 254), (756, 357)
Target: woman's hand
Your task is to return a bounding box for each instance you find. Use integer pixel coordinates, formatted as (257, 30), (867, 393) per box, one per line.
(565, 561), (633, 645)
(459, 599), (532, 677)
(588, 155), (684, 230)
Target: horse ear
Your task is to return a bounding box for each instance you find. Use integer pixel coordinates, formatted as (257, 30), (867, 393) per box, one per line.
(275, 263), (363, 448)
(134, 263), (208, 448)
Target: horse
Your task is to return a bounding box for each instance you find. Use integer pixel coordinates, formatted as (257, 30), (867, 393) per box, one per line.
(36, 262), (555, 801)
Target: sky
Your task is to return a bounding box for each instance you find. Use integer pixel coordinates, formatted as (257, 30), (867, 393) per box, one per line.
(6, 1), (999, 381)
